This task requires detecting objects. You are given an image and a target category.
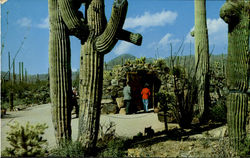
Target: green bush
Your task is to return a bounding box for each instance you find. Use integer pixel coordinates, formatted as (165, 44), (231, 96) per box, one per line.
(209, 103), (227, 122)
(99, 138), (127, 157)
(49, 141), (85, 157)
(1, 81), (50, 108)
(239, 136), (250, 156)
(1, 121), (48, 157)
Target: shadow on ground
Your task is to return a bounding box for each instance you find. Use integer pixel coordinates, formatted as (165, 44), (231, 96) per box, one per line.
(126, 122), (225, 148)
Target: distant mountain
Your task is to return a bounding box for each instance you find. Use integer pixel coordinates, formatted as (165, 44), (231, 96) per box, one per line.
(105, 54), (136, 69)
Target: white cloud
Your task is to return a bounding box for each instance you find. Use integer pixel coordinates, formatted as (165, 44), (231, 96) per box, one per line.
(124, 10), (178, 32)
(17, 17), (32, 27)
(72, 68), (78, 72)
(184, 18), (227, 46)
(149, 33), (180, 49)
(37, 16), (49, 29)
(113, 41), (133, 55)
(159, 33), (180, 46)
(0, 0), (8, 4)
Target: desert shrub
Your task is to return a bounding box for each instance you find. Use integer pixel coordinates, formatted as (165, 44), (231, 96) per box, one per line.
(209, 60), (227, 122)
(1, 80), (50, 108)
(49, 141), (85, 157)
(170, 65), (198, 128)
(99, 138), (127, 157)
(210, 137), (237, 157)
(97, 121), (116, 149)
(209, 103), (227, 122)
(1, 121), (48, 157)
(239, 136), (250, 157)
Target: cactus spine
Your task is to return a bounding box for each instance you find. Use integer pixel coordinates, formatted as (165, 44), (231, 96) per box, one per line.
(48, 0), (89, 144)
(78, 0), (142, 150)
(194, 0), (210, 122)
(220, 0), (249, 152)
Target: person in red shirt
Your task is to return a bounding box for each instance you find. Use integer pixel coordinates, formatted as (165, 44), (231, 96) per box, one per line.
(141, 83), (151, 112)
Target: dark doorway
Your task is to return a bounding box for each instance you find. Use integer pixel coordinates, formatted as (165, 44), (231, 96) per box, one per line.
(126, 71), (161, 113)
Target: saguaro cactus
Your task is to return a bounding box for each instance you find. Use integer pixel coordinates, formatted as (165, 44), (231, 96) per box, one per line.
(13, 59), (15, 84)
(48, 0), (89, 144)
(8, 52), (11, 81)
(78, 0), (142, 150)
(21, 62), (24, 82)
(193, 0), (210, 122)
(220, 0), (249, 152)
(19, 62), (21, 82)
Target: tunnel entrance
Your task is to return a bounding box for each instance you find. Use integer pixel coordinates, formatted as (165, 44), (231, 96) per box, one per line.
(126, 71), (161, 113)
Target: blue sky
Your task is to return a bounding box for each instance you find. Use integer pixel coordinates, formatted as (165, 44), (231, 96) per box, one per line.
(1, 0), (227, 74)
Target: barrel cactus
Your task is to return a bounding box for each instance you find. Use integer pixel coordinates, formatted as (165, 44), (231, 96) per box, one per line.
(48, 0), (89, 144)
(220, 0), (249, 152)
(78, 0), (142, 150)
(193, 0), (210, 122)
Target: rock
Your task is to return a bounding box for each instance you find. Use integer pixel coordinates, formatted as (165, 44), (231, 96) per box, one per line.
(101, 99), (113, 104)
(128, 148), (141, 157)
(101, 103), (118, 114)
(154, 107), (159, 113)
(208, 125), (227, 138)
(116, 97), (124, 108)
(119, 108), (126, 115)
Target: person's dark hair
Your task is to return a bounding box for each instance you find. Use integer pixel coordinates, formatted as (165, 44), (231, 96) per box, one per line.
(145, 83), (149, 87)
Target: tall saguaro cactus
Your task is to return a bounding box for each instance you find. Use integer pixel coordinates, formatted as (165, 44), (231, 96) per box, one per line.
(220, 0), (249, 152)
(48, 0), (89, 144)
(78, 0), (142, 150)
(19, 62), (21, 82)
(8, 52), (11, 81)
(194, 0), (210, 122)
(13, 59), (15, 84)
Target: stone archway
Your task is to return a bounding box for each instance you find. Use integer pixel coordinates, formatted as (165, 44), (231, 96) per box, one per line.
(126, 71), (161, 113)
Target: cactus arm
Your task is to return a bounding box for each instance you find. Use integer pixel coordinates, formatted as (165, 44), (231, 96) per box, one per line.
(94, 0), (128, 54)
(116, 29), (142, 46)
(190, 30), (195, 37)
(220, 1), (241, 24)
(58, 0), (89, 40)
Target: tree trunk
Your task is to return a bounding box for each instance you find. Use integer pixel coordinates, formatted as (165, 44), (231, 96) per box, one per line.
(220, 0), (249, 152)
(194, 0), (210, 122)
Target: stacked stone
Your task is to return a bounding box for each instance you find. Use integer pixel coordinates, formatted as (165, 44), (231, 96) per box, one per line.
(101, 59), (174, 115)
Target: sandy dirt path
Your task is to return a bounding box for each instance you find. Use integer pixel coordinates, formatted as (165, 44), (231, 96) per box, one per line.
(1, 104), (164, 151)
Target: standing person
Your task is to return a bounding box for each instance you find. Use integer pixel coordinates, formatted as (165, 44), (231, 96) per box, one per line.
(123, 81), (132, 114)
(141, 83), (151, 112)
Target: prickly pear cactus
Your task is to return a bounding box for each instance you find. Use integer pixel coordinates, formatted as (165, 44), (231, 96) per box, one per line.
(48, 0), (89, 144)
(78, 0), (142, 150)
(220, 0), (249, 152)
(194, 0), (210, 122)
